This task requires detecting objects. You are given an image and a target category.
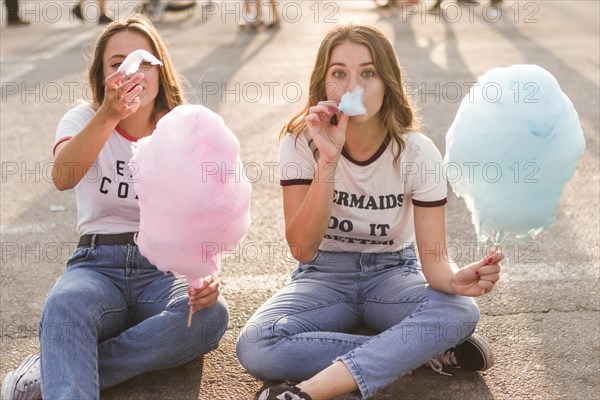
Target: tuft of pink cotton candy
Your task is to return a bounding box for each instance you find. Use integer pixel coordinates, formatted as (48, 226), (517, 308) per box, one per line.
(131, 105), (252, 288)
(118, 49), (163, 76)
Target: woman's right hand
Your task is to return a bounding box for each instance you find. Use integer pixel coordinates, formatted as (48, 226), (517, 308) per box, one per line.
(188, 275), (221, 314)
(305, 101), (349, 163)
(99, 70), (145, 121)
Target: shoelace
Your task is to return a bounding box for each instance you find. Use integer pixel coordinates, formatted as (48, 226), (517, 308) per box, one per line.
(427, 349), (458, 376)
(258, 386), (311, 400)
(276, 393), (306, 400)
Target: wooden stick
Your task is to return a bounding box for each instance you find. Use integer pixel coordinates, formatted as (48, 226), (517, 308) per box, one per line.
(187, 308), (193, 328)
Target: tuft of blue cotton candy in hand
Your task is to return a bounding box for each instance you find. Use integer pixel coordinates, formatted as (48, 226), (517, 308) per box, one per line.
(338, 86), (367, 116)
(444, 64), (585, 243)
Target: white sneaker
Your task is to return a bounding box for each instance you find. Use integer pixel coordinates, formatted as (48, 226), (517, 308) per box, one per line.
(1, 354), (42, 400)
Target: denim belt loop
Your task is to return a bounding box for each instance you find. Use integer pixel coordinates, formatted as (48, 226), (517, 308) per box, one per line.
(90, 234), (98, 250)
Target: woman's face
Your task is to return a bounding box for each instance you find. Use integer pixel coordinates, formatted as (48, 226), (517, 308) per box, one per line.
(103, 30), (160, 109)
(325, 41), (385, 124)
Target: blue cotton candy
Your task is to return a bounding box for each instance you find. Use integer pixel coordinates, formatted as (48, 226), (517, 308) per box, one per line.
(338, 86), (367, 116)
(444, 64), (585, 242)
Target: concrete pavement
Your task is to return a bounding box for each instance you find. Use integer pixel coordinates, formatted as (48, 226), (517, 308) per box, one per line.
(1, 1), (598, 399)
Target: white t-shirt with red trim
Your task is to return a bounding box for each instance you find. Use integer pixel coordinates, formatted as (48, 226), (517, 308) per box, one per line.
(279, 131), (447, 253)
(54, 105), (141, 235)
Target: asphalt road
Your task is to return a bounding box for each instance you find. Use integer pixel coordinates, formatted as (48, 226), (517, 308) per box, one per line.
(1, 1), (598, 399)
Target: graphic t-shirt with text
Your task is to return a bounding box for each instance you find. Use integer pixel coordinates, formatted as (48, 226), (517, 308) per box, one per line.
(54, 105), (141, 235)
(279, 131), (447, 253)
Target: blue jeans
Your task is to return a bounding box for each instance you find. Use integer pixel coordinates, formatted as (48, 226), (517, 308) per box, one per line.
(39, 244), (229, 399)
(236, 247), (480, 399)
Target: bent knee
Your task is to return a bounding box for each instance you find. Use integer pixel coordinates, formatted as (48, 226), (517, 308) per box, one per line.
(190, 296), (230, 342)
(236, 324), (277, 379)
(209, 296), (230, 328)
(41, 287), (89, 324)
(458, 296), (480, 323)
(447, 295), (481, 334)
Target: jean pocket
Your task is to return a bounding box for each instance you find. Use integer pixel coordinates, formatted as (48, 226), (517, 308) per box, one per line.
(379, 252), (420, 276)
(397, 260), (421, 276)
(291, 250), (324, 280)
(377, 251), (405, 269)
(291, 262), (316, 280)
(66, 247), (93, 267)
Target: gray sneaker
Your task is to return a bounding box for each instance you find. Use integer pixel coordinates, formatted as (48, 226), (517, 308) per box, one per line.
(1, 354), (42, 400)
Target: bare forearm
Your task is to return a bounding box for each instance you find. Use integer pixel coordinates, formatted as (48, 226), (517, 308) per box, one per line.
(421, 259), (458, 294)
(285, 160), (337, 262)
(52, 108), (119, 190)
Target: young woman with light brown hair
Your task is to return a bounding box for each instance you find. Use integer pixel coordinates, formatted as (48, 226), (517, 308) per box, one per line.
(237, 23), (502, 400)
(1, 15), (228, 400)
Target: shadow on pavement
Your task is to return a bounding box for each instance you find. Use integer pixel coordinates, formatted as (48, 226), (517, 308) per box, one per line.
(102, 356), (204, 399)
(479, 7), (599, 156)
(181, 26), (282, 113)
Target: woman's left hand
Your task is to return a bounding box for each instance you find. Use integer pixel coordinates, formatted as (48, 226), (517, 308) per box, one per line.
(451, 247), (503, 297)
(188, 275), (220, 314)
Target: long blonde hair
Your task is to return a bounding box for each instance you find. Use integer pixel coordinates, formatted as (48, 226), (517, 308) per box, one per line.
(281, 23), (420, 163)
(88, 14), (186, 123)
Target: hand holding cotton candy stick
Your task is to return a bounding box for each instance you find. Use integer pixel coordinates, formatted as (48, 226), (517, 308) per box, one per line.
(452, 244), (503, 296)
(187, 275), (220, 327)
(444, 64), (585, 290)
(131, 105), (252, 327)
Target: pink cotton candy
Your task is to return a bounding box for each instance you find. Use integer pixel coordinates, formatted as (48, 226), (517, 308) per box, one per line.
(131, 105), (252, 288)
(117, 49), (163, 75)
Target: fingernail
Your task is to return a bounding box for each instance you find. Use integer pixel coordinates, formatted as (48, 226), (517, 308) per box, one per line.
(486, 257), (493, 265)
(475, 269), (481, 277)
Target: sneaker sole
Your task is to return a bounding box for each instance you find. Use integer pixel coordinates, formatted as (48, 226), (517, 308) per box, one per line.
(2, 371), (18, 400)
(1, 355), (40, 400)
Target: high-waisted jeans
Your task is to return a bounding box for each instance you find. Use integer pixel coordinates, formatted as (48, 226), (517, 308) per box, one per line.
(236, 247), (479, 399)
(39, 244), (229, 400)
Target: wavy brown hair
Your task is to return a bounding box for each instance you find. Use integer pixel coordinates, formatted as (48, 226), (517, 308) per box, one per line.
(88, 14), (186, 123)
(281, 23), (420, 163)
